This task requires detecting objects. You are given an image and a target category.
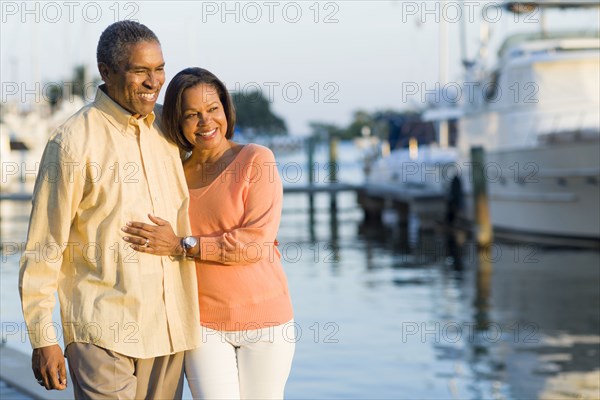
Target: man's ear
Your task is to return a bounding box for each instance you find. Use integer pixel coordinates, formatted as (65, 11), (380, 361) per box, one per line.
(98, 62), (111, 85)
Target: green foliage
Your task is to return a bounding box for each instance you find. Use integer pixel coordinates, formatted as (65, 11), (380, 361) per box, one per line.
(44, 65), (101, 112)
(344, 110), (376, 140)
(45, 83), (62, 112)
(69, 65), (87, 99)
(309, 109), (383, 140)
(232, 90), (287, 135)
(308, 122), (344, 140)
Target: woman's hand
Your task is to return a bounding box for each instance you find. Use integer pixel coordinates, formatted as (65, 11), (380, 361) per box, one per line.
(122, 214), (183, 256)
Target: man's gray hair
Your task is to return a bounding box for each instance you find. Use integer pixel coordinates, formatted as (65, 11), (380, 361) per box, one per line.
(97, 21), (160, 70)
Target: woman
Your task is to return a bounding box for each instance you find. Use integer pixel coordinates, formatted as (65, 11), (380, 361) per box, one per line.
(121, 67), (295, 399)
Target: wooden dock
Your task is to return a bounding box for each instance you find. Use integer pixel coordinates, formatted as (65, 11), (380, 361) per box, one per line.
(360, 183), (444, 201)
(0, 186), (360, 202)
(282, 183), (360, 194)
(0, 135), (445, 231)
(0, 184), (361, 201)
(0, 193), (33, 201)
(286, 181), (447, 230)
(357, 183), (447, 228)
(0, 183), (447, 232)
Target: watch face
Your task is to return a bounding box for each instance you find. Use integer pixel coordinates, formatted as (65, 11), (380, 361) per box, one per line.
(183, 236), (198, 249)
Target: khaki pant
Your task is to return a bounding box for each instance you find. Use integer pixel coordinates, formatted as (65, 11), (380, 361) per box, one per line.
(65, 342), (184, 400)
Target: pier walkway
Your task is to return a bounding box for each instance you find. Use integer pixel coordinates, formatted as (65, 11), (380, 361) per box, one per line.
(0, 345), (73, 399)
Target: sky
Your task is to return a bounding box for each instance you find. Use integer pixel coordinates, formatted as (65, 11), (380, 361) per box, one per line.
(1, 1), (598, 135)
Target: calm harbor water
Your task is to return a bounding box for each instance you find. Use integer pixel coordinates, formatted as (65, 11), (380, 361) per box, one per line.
(1, 142), (599, 399)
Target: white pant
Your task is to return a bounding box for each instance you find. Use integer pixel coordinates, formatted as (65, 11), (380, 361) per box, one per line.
(185, 320), (296, 400)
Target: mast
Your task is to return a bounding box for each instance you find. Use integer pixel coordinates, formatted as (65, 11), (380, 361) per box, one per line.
(438, 0), (449, 148)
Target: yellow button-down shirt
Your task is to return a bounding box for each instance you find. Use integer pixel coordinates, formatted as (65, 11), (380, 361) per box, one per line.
(19, 87), (201, 358)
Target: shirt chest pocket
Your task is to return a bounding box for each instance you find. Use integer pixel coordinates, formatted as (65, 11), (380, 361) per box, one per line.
(151, 159), (187, 216)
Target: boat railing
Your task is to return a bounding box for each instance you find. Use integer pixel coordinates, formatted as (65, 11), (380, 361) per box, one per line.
(526, 109), (600, 144)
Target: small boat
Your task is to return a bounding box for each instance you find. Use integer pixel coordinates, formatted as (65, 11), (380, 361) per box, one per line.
(1, 96), (86, 192)
(360, 112), (459, 223)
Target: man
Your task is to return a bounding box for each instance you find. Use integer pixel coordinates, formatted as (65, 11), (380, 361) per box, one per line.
(19, 21), (200, 398)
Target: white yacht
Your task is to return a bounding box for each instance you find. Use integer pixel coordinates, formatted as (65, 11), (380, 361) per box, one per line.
(455, 11), (600, 242)
(1, 97), (86, 192)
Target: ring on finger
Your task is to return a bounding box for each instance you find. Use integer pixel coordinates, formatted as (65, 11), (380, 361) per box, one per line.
(37, 379), (44, 385)
(144, 239), (150, 247)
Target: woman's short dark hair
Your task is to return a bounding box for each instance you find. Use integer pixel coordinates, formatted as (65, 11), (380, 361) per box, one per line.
(162, 67), (236, 151)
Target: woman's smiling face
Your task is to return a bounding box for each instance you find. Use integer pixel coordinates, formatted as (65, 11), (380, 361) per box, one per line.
(180, 83), (229, 153)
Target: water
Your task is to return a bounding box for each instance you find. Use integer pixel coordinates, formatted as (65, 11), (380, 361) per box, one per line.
(279, 192), (600, 399)
(1, 143), (599, 399)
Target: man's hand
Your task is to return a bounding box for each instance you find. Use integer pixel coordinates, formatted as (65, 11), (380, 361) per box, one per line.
(32, 344), (67, 390)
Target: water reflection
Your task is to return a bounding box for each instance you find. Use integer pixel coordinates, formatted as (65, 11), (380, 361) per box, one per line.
(283, 191), (599, 399)
(475, 247), (493, 331)
(1, 190), (598, 399)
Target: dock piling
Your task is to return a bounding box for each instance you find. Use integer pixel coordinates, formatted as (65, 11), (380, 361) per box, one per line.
(306, 136), (316, 241)
(329, 136), (339, 213)
(470, 146), (493, 247)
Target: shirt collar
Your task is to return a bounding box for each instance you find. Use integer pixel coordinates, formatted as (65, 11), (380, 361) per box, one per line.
(94, 85), (156, 132)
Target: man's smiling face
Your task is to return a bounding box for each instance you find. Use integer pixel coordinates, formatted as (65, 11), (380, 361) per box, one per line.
(102, 40), (165, 117)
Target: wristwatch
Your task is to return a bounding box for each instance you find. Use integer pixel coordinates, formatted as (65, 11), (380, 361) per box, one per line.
(181, 236), (198, 258)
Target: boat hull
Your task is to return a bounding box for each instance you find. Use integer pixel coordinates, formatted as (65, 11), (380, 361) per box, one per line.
(460, 138), (600, 241)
